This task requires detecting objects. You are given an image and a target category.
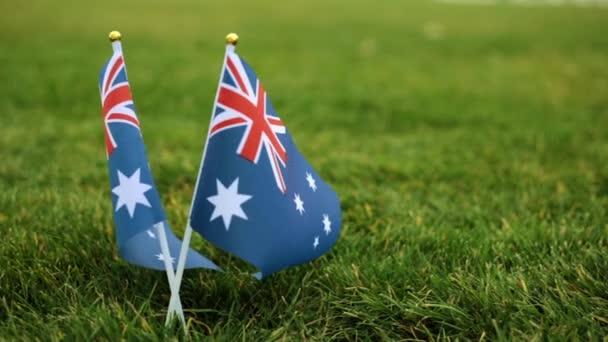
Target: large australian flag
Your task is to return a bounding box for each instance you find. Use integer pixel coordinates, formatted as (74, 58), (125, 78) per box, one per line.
(99, 46), (218, 271)
(189, 46), (341, 278)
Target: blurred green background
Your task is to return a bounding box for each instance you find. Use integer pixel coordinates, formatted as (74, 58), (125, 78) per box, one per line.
(1, 0), (607, 339)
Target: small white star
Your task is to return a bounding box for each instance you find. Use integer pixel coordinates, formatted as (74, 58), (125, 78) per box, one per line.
(322, 214), (332, 235)
(313, 236), (319, 249)
(306, 172), (317, 192)
(156, 253), (175, 264)
(112, 168), (152, 218)
(207, 178), (252, 230)
(146, 230), (156, 239)
(294, 193), (305, 215)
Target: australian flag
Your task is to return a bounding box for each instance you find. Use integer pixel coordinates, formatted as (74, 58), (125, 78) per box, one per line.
(189, 46), (341, 278)
(99, 46), (218, 271)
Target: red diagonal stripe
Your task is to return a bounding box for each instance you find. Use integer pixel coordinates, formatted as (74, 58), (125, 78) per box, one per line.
(271, 150), (287, 193)
(107, 113), (140, 126)
(264, 129), (286, 162)
(218, 87), (257, 119)
(103, 85), (132, 115)
(210, 117), (247, 135)
(267, 117), (283, 126)
(104, 56), (124, 93)
(226, 57), (249, 95)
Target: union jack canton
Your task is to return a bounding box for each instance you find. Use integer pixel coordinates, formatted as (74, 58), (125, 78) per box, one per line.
(100, 53), (139, 157)
(210, 53), (288, 193)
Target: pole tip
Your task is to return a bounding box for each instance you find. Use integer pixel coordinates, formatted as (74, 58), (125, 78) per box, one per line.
(109, 31), (122, 42)
(226, 33), (239, 45)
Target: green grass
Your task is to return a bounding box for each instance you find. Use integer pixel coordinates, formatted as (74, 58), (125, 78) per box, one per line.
(1, 0), (608, 339)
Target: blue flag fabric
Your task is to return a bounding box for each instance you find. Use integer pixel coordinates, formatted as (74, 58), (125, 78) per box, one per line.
(99, 49), (218, 271)
(189, 48), (341, 278)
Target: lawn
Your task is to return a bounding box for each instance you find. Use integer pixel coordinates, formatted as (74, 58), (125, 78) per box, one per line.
(1, 0), (607, 339)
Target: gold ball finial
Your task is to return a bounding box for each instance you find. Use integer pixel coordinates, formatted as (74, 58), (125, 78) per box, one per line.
(109, 31), (122, 42)
(226, 33), (239, 45)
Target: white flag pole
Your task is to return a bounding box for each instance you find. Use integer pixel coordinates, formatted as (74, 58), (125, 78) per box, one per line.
(166, 33), (239, 317)
(155, 221), (186, 326)
(108, 31), (186, 327)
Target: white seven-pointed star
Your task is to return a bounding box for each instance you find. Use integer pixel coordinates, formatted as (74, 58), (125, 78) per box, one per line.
(313, 236), (319, 249)
(207, 178), (252, 230)
(146, 230), (156, 239)
(306, 172), (317, 192)
(294, 193), (305, 215)
(112, 169), (152, 218)
(322, 214), (332, 235)
(156, 253), (175, 264)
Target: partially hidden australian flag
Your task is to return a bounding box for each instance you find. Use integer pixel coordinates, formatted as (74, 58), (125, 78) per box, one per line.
(99, 45), (218, 271)
(190, 46), (341, 278)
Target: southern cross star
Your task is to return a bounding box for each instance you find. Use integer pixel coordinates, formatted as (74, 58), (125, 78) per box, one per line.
(112, 168), (152, 218)
(294, 193), (305, 215)
(207, 178), (252, 230)
(306, 172), (317, 192)
(313, 236), (319, 249)
(322, 214), (332, 235)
